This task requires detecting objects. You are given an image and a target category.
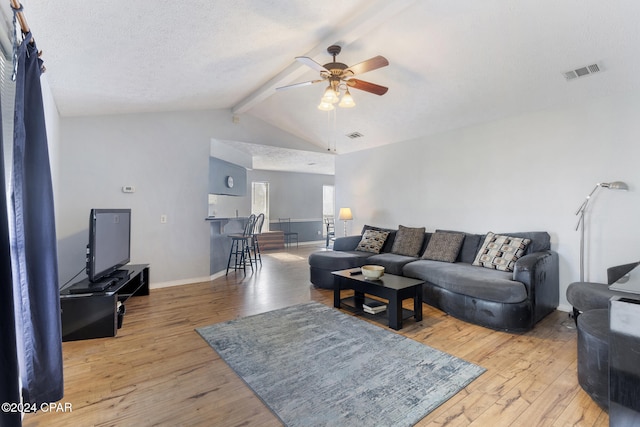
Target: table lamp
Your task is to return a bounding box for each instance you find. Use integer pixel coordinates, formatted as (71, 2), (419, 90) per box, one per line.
(338, 208), (353, 237)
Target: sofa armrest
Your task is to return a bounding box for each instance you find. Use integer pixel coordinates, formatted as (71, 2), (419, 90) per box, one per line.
(513, 250), (559, 323)
(333, 235), (363, 251)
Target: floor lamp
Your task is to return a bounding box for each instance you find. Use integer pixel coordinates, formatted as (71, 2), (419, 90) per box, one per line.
(575, 181), (628, 282)
(338, 208), (352, 237)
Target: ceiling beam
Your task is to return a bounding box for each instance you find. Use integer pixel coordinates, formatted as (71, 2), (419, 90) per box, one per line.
(232, 0), (418, 114)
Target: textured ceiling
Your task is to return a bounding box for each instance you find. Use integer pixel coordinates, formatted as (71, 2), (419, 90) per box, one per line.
(11, 0), (640, 173)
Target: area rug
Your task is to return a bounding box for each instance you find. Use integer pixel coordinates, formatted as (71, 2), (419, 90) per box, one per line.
(196, 302), (485, 427)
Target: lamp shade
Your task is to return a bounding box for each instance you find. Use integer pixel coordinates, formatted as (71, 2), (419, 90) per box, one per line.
(338, 89), (356, 108)
(317, 101), (334, 111)
(321, 86), (339, 104)
(600, 181), (629, 190)
(338, 207), (353, 221)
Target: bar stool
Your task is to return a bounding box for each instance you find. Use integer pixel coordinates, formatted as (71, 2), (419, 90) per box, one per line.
(251, 213), (265, 265)
(324, 216), (335, 248)
(226, 215), (256, 275)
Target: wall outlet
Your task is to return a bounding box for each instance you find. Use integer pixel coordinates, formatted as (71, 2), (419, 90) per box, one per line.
(160, 214), (167, 224)
(122, 185), (135, 193)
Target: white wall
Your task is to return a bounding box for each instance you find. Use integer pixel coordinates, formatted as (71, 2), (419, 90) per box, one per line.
(336, 93), (640, 310)
(57, 109), (317, 287)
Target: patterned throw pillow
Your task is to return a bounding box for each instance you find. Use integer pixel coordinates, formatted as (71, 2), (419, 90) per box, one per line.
(422, 231), (465, 263)
(472, 232), (531, 272)
(355, 229), (390, 254)
(391, 225), (425, 257)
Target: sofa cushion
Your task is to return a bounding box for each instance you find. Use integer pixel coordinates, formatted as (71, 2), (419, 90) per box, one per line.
(436, 230), (482, 263)
(472, 232), (531, 272)
(362, 225), (397, 253)
(308, 251), (373, 271)
(355, 229), (390, 254)
(391, 225), (425, 257)
(422, 231), (465, 263)
(403, 260), (528, 304)
(497, 231), (550, 254)
(366, 253), (419, 276)
(457, 233), (482, 263)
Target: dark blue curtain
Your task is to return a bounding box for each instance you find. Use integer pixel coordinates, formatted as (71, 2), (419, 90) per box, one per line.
(10, 32), (63, 406)
(0, 64), (20, 427)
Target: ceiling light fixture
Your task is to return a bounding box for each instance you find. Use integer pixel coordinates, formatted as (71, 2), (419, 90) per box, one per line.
(279, 45), (388, 112)
(321, 85), (339, 104)
(317, 100), (334, 111)
(338, 88), (356, 108)
(318, 83), (356, 110)
(318, 79), (355, 110)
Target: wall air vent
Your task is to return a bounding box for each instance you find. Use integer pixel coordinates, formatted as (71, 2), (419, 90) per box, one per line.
(563, 63), (602, 81)
(346, 132), (364, 139)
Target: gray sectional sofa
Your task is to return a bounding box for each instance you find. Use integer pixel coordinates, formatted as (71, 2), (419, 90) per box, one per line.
(308, 225), (559, 332)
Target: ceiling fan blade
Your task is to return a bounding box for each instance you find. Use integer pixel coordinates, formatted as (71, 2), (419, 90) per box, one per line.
(346, 79), (388, 96)
(344, 56), (389, 76)
(296, 56), (330, 74)
(276, 80), (323, 91)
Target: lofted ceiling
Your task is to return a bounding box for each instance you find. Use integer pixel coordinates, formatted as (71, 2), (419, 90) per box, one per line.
(11, 0), (640, 172)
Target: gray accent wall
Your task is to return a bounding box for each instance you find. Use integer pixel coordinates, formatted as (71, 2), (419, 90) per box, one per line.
(209, 157), (247, 196)
(251, 169), (333, 242)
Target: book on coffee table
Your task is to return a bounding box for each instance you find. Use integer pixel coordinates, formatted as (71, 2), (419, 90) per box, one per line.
(363, 300), (387, 314)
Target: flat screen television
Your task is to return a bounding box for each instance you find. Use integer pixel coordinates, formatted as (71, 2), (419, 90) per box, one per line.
(86, 208), (131, 283)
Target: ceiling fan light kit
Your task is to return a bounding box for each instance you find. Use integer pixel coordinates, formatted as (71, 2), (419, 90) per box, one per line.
(338, 88), (355, 108)
(321, 85), (339, 104)
(317, 101), (335, 111)
(278, 44), (389, 111)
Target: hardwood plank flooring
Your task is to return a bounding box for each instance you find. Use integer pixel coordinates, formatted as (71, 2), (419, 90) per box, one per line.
(23, 244), (607, 426)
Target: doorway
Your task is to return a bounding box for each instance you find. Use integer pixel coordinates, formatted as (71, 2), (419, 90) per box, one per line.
(252, 181), (269, 231)
(322, 185), (334, 238)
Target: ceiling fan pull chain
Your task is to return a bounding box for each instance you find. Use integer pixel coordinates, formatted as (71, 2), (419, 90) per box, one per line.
(326, 110), (331, 151)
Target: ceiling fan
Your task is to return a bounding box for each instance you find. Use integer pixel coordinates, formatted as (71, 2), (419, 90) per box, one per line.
(277, 45), (389, 110)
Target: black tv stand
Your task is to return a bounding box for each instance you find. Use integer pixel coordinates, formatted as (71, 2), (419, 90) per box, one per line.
(60, 264), (149, 341)
(67, 277), (116, 294)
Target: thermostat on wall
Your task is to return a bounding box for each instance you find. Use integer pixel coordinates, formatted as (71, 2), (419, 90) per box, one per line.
(122, 186), (135, 193)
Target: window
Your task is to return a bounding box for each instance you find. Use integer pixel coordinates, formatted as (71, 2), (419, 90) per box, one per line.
(252, 181), (269, 231)
(0, 44), (15, 183)
(322, 185), (334, 237)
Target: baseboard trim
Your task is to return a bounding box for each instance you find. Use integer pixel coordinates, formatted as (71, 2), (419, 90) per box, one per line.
(151, 271), (225, 289)
(557, 303), (572, 313)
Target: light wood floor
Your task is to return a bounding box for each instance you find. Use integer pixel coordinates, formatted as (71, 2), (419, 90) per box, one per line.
(24, 244), (608, 426)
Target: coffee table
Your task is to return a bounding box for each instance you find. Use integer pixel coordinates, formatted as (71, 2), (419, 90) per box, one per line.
(332, 268), (424, 330)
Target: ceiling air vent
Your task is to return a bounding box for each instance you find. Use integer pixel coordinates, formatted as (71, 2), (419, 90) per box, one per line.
(563, 63), (601, 81)
(346, 132), (364, 139)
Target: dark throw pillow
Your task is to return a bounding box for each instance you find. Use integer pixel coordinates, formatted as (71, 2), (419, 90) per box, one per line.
(472, 232), (531, 272)
(422, 231), (465, 263)
(355, 229), (390, 254)
(391, 225), (425, 257)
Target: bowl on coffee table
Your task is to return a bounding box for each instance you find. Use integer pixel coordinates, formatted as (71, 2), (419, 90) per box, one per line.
(361, 265), (384, 280)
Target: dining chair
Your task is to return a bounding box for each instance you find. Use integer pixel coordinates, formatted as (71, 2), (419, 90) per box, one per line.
(278, 218), (298, 248)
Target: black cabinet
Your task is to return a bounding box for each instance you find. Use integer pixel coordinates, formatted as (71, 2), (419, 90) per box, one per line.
(60, 264), (149, 341)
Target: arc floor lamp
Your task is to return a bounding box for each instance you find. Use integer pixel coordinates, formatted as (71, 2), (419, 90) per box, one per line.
(575, 181), (628, 282)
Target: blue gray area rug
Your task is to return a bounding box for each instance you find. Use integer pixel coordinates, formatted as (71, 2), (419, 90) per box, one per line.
(196, 302), (485, 427)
